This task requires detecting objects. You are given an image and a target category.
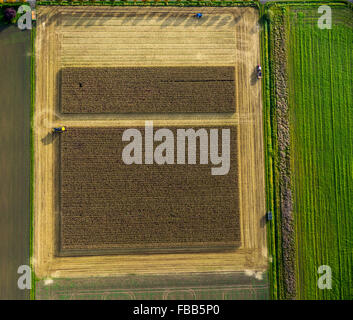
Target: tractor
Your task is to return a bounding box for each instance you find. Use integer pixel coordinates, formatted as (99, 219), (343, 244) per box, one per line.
(195, 13), (203, 19)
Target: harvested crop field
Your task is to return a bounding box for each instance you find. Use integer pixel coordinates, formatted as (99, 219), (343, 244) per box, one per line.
(60, 67), (236, 114)
(34, 6), (266, 279)
(0, 26), (31, 300)
(60, 126), (239, 255)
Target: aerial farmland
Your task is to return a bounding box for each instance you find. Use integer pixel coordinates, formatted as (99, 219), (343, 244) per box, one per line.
(0, 0), (352, 302)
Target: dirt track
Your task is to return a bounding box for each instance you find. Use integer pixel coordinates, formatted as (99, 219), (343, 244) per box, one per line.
(34, 6), (266, 278)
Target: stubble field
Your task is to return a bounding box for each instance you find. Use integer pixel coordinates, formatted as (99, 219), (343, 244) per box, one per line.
(59, 126), (239, 255)
(264, 3), (353, 300)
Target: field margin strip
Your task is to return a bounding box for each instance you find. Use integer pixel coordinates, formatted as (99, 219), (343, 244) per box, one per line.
(35, 0), (259, 8)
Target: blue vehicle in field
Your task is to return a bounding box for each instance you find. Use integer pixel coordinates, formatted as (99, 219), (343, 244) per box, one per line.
(53, 127), (66, 133)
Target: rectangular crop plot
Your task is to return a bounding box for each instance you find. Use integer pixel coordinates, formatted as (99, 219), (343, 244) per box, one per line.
(60, 67), (236, 114)
(59, 127), (240, 256)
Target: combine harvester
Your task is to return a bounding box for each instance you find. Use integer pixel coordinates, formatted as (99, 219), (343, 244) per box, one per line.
(53, 127), (66, 134)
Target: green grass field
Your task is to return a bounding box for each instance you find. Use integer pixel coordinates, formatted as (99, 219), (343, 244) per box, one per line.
(287, 4), (353, 299)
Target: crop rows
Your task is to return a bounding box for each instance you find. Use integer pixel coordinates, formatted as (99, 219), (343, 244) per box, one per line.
(60, 67), (236, 114)
(59, 127), (240, 255)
